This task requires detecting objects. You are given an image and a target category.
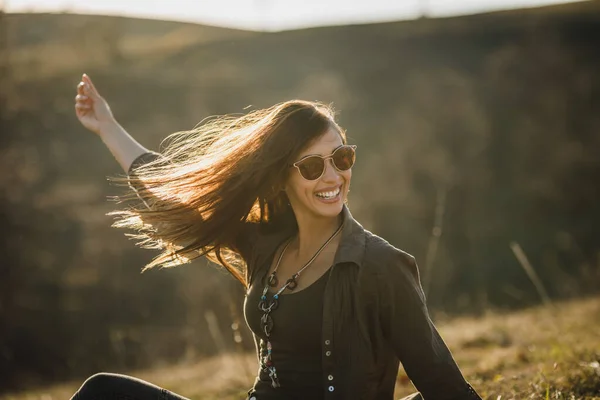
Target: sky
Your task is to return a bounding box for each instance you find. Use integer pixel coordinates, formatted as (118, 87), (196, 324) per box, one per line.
(4, 0), (588, 31)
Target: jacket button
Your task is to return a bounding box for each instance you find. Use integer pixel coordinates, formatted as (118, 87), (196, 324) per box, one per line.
(325, 339), (331, 345)
(328, 386), (335, 392)
(325, 350), (332, 356)
(328, 374), (334, 381)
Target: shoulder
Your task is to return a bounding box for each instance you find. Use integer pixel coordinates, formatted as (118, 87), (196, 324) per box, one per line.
(359, 230), (427, 315)
(128, 151), (164, 175)
(238, 221), (293, 285)
(360, 230), (422, 297)
(235, 221), (279, 259)
(363, 230), (418, 279)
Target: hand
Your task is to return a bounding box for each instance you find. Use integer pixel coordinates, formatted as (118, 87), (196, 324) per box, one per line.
(74, 74), (117, 135)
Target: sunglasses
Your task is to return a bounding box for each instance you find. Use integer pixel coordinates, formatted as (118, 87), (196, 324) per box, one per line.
(292, 145), (357, 181)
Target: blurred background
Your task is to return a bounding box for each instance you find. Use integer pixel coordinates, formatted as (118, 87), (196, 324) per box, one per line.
(1, 0), (599, 398)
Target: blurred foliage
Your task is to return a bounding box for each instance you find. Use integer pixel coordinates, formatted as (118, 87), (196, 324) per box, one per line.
(1, 1), (600, 392)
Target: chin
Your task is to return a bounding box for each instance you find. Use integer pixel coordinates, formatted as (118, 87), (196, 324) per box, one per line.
(313, 200), (344, 219)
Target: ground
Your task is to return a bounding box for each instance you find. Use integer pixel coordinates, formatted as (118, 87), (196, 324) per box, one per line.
(2, 297), (599, 400)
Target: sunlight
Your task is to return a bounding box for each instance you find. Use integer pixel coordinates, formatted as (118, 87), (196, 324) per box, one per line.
(4, 0), (589, 31)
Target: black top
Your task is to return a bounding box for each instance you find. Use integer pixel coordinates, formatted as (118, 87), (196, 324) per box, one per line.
(244, 263), (330, 400)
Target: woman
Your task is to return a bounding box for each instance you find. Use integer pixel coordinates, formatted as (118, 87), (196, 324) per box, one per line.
(72, 74), (481, 400)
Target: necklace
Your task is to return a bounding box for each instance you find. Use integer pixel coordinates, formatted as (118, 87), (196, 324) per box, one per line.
(257, 222), (344, 388)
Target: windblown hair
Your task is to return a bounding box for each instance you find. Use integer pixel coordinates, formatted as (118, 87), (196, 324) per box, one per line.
(109, 100), (346, 287)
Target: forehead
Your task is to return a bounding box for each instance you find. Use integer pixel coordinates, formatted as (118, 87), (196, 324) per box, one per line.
(297, 128), (343, 158)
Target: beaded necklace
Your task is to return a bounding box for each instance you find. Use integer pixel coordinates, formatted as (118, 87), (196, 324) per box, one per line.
(257, 222), (344, 388)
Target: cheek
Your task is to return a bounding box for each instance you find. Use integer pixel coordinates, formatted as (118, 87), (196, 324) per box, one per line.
(341, 170), (352, 196)
(286, 174), (315, 199)
(343, 169), (352, 185)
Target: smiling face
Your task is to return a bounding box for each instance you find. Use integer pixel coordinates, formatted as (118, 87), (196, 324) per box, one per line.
(284, 127), (352, 221)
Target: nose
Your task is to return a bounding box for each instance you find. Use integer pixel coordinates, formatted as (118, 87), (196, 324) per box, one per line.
(321, 158), (341, 182)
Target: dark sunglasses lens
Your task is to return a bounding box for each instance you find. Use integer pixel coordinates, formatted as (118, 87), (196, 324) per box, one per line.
(333, 146), (356, 171)
(297, 157), (325, 180)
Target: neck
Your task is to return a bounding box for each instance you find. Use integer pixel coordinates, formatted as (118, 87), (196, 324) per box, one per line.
(292, 208), (343, 259)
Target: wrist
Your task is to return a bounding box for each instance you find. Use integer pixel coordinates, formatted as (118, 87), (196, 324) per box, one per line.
(97, 119), (121, 138)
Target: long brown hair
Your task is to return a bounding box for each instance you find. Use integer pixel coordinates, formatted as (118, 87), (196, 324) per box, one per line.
(109, 100), (346, 287)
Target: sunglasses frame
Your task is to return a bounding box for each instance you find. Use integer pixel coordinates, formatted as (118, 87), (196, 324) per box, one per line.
(291, 144), (357, 181)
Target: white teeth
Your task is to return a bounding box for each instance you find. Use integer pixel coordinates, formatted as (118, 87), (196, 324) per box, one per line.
(316, 187), (341, 199)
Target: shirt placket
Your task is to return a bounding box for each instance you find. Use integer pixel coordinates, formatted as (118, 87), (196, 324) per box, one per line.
(321, 265), (337, 398)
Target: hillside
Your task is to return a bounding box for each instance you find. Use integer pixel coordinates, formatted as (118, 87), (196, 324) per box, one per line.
(4, 1), (600, 84)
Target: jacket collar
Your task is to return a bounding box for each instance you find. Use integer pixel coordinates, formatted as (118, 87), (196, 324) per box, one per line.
(332, 204), (366, 267)
(263, 204), (366, 270)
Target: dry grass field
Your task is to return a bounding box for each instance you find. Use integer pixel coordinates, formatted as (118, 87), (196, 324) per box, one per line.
(2, 296), (599, 400)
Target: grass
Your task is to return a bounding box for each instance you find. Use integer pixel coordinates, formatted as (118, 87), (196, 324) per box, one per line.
(425, 296), (600, 400)
(2, 296), (599, 400)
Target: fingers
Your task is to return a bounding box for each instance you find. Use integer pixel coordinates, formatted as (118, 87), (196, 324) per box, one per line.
(82, 74), (100, 98)
(75, 75), (96, 103)
(75, 102), (91, 110)
(74, 85), (92, 120)
(75, 103), (91, 121)
(75, 73), (95, 111)
(75, 104), (89, 120)
(74, 92), (92, 108)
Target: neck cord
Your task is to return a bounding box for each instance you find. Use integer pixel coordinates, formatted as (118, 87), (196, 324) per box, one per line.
(257, 221), (344, 388)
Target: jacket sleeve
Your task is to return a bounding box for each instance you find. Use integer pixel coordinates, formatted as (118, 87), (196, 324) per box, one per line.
(380, 249), (481, 400)
(127, 151), (167, 210)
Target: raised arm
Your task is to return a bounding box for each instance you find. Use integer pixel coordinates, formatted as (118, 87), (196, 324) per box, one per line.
(74, 73), (150, 173)
(74, 73), (168, 213)
(74, 75), (259, 278)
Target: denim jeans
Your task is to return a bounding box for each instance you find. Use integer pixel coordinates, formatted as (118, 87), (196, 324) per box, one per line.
(71, 373), (189, 400)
